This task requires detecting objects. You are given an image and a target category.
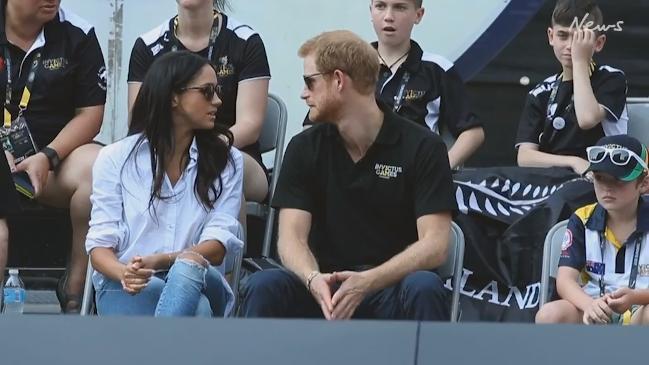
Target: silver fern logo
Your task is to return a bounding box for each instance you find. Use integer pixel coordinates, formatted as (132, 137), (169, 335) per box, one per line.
(454, 177), (565, 219)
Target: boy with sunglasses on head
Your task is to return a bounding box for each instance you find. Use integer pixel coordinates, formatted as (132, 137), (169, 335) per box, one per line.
(516, 0), (628, 174)
(536, 134), (649, 325)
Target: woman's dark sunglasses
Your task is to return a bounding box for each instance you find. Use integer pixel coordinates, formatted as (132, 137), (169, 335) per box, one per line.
(180, 83), (219, 100)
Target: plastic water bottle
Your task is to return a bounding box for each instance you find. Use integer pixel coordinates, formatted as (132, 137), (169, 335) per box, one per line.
(3, 269), (26, 314)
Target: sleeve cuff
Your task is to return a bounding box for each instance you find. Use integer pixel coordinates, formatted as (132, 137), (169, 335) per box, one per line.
(601, 104), (620, 122)
(85, 234), (119, 254)
(85, 221), (125, 254)
(558, 260), (582, 271)
(199, 216), (244, 259)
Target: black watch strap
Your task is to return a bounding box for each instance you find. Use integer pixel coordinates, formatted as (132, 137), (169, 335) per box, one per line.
(40, 147), (60, 171)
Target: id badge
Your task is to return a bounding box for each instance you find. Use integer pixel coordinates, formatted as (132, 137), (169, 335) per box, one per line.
(0, 115), (37, 164)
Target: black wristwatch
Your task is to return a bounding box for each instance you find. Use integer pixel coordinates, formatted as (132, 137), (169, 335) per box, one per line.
(40, 146), (61, 171)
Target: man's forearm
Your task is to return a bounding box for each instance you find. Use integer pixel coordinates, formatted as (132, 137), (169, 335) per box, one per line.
(366, 230), (450, 293)
(278, 236), (320, 284)
(48, 106), (104, 160)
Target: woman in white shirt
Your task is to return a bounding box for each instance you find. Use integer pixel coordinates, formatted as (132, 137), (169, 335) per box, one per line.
(86, 51), (244, 316)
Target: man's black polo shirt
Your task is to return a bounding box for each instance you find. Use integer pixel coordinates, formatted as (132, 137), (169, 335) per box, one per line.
(305, 40), (481, 138)
(273, 103), (457, 272)
(0, 6), (107, 150)
(515, 64), (628, 158)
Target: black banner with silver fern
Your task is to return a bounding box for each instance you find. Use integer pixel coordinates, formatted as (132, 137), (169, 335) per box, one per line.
(451, 167), (596, 322)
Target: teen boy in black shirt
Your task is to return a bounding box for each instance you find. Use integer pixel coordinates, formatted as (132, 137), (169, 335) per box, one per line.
(304, 0), (484, 169)
(516, 0), (627, 174)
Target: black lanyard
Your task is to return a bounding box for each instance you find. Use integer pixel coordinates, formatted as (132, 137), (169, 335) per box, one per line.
(546, 61), (596, 122)
(392, 71), (410, 113)
(545, 75), (574, 121)
(598, 232), (642, 297)
(541, 75), (574, 146)
(171, 11), (220, 61)
(3, 47), (41, 128)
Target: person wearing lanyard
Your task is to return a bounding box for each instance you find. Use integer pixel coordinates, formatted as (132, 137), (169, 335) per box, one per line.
(370, 0), (484, 169)
(304, 0), (484, 170)
(0, 0), (106, 313)
(536, 135), (649, 325)
(86, 51), (243, 317)
(128, 0), (271, 205)
(516, 0), (628, 174)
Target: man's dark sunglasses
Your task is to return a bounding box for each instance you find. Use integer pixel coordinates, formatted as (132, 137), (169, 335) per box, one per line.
(180, 83), (219, 100)
(302, 72), (330, 90)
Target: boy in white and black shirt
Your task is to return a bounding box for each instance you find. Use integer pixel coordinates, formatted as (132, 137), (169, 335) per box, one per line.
(305, 0), (484, 169)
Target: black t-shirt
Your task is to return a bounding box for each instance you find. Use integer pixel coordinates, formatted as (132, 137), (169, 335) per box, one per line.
(128, 13), (271, 161)
(273, 102), (457, 272)
(0, 6), (107, 150)
(515, 64), (628, 158)
(304, 40), (481, 138)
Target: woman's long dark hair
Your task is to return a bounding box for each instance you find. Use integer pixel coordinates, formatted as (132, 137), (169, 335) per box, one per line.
(128, 51), (234, 210)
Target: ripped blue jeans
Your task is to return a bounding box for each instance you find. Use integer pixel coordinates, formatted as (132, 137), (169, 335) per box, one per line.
(95, 258), (230, 317)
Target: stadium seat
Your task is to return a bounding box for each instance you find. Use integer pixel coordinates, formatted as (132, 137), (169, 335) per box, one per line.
(539, 220), (569, 307)
(246, 93), (288, 258)
(627, 97), (649, 147)
(444, 221), (466, 322)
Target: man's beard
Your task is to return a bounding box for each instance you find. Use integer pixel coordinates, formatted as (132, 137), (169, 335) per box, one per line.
(309, 95), (341, 124)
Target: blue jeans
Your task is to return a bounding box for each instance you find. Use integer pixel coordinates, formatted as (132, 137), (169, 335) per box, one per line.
(240, 269), (450, 320)
(95, 259), (230, 317)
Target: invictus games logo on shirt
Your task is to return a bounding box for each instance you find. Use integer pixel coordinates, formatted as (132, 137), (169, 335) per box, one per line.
(43, 57), (68, 70)
(216, 56), (234, 78)
(375, 163), (403, 180)
(404, 89), (425, 102)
